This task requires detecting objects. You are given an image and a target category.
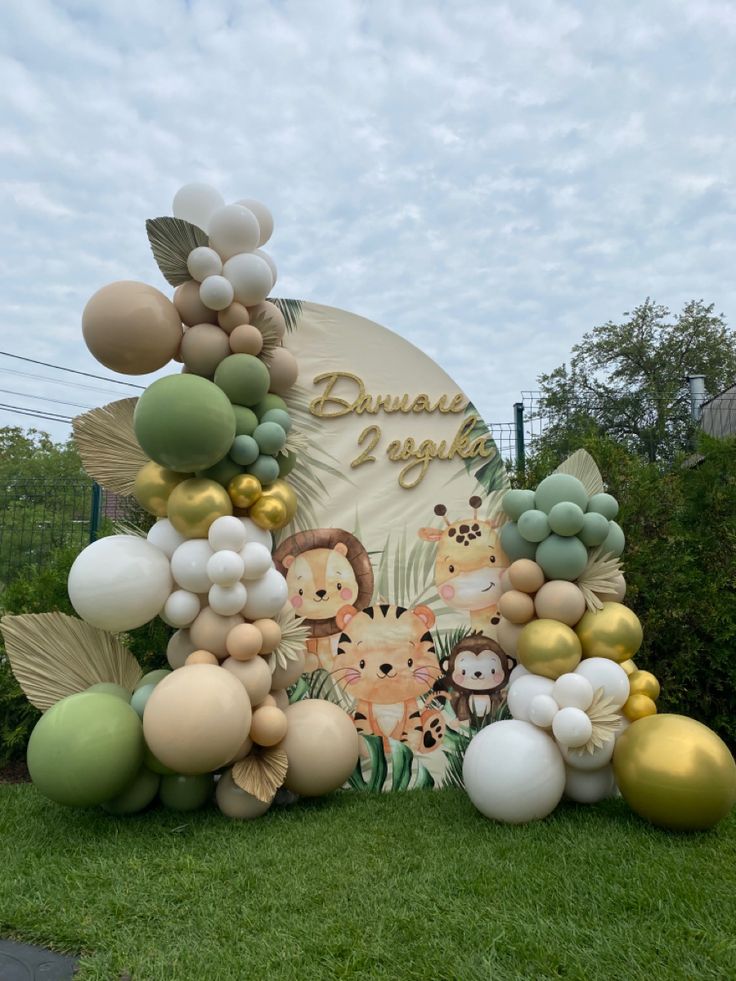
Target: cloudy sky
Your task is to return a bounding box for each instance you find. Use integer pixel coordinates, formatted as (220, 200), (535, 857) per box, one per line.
(1, 0), (734, 446)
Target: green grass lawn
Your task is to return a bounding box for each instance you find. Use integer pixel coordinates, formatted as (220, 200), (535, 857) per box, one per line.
(1, 785), (735, 981)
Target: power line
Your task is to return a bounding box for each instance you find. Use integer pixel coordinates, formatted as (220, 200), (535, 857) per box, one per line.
(0, 402), (73, 424)
(0, 351), (145, 390)
(0, 366), (132, 398)
(0, 388), (93, 411)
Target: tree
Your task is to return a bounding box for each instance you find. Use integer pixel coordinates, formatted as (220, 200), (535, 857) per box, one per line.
(535, 299), (736, 463)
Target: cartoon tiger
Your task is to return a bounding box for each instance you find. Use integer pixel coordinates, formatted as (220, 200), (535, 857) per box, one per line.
(334, 603), (446, 754)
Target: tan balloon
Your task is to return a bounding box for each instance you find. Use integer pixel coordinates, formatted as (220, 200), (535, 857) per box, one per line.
(143, 664), (252, 774)
(82, 280), (183, 374)
(267, 346), (299, 395)
(282, 700), (360, 796)
(167, 478), (233, 539)
(133, 461), (190, 517)
(222, 655), (272, 705)
(185, 650), (219, 665)
(174, 280), (217, 326)
(190, 607), (244, 659)
(497, 617), (525, 658)
(253, 619), (281, 654)
(534, 580), (587, 626)
(507, 559), (545, 594)
(498, 589), (535, 625)
(225, 623), (264, 661)
(229, 324), (264, 355)
(271, 689), (289, 711)
(166, 629), (197, 669)
(258, 694), (278, 708)
(227, 735), (254, 764)
(250, 705), (289, 747)
(247, 300), (286, 339)
(216, 768), (271, 820)
(218, 302), (250, 333)
(595, 572), (627, 604)
(270, 650), (306, 690)
(180, 323), (231, 376)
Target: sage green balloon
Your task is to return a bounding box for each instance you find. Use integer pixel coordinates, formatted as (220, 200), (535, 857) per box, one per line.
(214, 354), (270, 407)
(261, 408), (292, 433)
(102, 766), (160, 815)
(134, 375), (236, 472)
(230, 434), (260, 466)
(254, 421), (286, 455)
(588, 492), (620, 521)
(247, 455), (280, 485)
(499, 521), (538, 562)
(278, 450), (297, 478)
(86, 682), (130, 702)
(578, 511), (610, 547)
(160, 773), (213, 811)
(27, 692), (144, 807)
(502, 489), (536, 522)
(135, 669), (171, 691)
(535, 474), (588, 513)
(196, 455), (243, 488)
(517, 509), (550, 543)
(548, 501), (585, 537)
(253, 394), (288, 418)
(130, 683), (156, 719)
(601, 520), (626, 557)
(233, 405), (258, 436)
(535, 534), (589, 581)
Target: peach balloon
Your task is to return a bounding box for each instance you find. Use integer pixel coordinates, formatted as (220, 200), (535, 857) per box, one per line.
(253, 618), (281, 654)
(222, 655), (272, 705)
(143, 664), (252, 774)
(180, 323), (231, 376)
(507, 559), (545, 594)
(226, 623), (264, 661)
(229, 324), (264, 356)
(247, 300), (286, 339)
(185, 650), (219, 665)
(534, 580), (587, 627)
(267, 347), (299, 395)
(270, 650), (306, 690)
(218, 302), (250, 333)
(190, 607), (244, 659)
(174, 280), (217, 326)
(282, 701), (360, 796)
(498, 590), (536, 625)
(228, 734), (254, 763)
(216, 768), (271, 819)
(250, 705), (288, 747)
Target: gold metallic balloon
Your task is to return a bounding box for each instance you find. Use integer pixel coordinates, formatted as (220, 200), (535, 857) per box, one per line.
(613, 714), (736, 830)
(516, 618), (582, 680)
(228, 473), (262, 509)
(167, 478), (232, 538)
(132, 461), (190, 516)
(575, 602), (643, 663)
(620, 659), (637, 676)
(248, 494), (289, 531)
(628, 669), (660, 701)
(622, 692), (657, 721)
(260, 478), (298, 521)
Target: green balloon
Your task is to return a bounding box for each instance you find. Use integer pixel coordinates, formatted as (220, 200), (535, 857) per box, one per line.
(160, 773), (213, 811)
(588, 492), (619, 521)
(535, 534), (588, 581)
(135, 669), (171, 691)
(134, 375), (236, 473)
(278, 450), (297, 478)
(535, 474), (589, 513)
(499, 521), (538, 561)
(144, 745), (177, 776)
(27, 693), (144, 807)
(578, 511), (610, 547)
(86, 683), (130, 702)
(253, 394), (288, 418)
(548, 501), (585, 537)
(102, 766), (160, 815)
(233, 405), (258, 437)
(261, 408), (292, 433)
(247, 455), (280, 485)
(130, 683), (156, 719)
(601, 520), (625, 557)
(502, 489), (536, 522)
(196, 455), (243, 488)
(214, 354), (270, 407)
(517, 509), (550, 543)
(230, 435), (260, 466)
(254, 422), (286, 456)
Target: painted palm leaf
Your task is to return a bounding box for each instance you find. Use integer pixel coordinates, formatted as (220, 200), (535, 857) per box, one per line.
(454, 402), (511, 494)
(145, 217), (208, 287)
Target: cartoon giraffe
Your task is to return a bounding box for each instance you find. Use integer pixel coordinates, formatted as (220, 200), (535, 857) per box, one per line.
(418, 495), (509, 639)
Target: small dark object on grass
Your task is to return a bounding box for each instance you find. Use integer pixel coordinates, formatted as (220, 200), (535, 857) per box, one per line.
(0, 938), (78, 979)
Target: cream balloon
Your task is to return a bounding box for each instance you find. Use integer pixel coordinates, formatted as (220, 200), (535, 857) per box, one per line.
(216, 768), (272, 819)
(238, 516), (272, 550)
(208, 515), (248, 553)
(222, 655), (273, 706)
(172, 183), (224, 231)
(166, 629), (197, 669)
(560, 735), (616, 772)
(163, 590), (201, 628)
(170, 540), (214, 594)
(552, 673), (594, 711)
(147, 518), (186, 559)
(207, 550), (245, 586)
(241, 568), (288, 619)
(199, 275), (234, 311)
(235, 198), (274, 245)
(528, 693), (559, 729)
(254, 249), (277, 286)
(564, 764), (616, 803)
(282, 700), (360, 796)
(240, 542), (273, 580)
(552, 707), (593, 749)
(507, 674), (555, 722)
(208, 204), (260, 259)
(222, 253), (272, 306)
(186, 246), (222, 282)
(575, 657), (630, 710)
(208, 582), (247, 616)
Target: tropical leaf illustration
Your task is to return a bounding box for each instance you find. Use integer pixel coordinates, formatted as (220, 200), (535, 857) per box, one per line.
(269, 297), (303, 332)
(307, 668), (355, 713)
(441, 701), (509, 789)
(449, 402), (511, 495)
(72, 398), (146, 495)
(145, 216), (208, 287)
(348, 734), (389, 792)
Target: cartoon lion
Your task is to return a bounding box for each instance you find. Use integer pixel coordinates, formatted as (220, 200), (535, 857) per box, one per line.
(333, 603), (446, 754)
(273, 528), (374, 671)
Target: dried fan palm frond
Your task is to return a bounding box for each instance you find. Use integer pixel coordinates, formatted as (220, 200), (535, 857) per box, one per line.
(145, 216), (208, 287)
(268, 297), (303, 332)
(555, 449), (605, 497)
(73, 398), (146, 495)
(0, 613), (143, 711)
(576, 546), (624, 612)
(248, 311), (281, 365)
(570, 687), (623, 756)
(282, 429), (309, 458)
(266, 609), (309, 672)
(112, 520), (147, 539)
(232, 745), (289, 803)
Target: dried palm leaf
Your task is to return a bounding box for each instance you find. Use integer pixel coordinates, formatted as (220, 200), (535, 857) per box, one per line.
(0, 613), (143, 711)
(265, 609), (309, 672)
(145, 216), (208, 287)
(232, 745), (288, 803)
(248, 310), (282, 365)
(73, 398), (146, 495)
(555, 449), (604, 497)
(570, 687), (623, 755)
(576, 545), (624, 612)
(281, 429), (309, 458)
(269, 298), (303, 332)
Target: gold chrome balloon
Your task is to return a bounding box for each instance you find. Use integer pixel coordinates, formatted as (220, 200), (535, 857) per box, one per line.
(575, 602), (643, 663)
(613, 714), (736, 830)
(620, 659), (637, 676)
(132, 461), (190, 516)
(259, 479), (298, 522)
(516, 619), (582, 680)
(622, 692), (657, 721)
(227, 473), (262, 510)
(249, 495), (289, 531)
(628, 669), (660, 701)
(167, 478), (232, 538)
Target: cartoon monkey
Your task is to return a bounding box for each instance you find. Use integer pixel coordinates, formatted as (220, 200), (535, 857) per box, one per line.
(434, 634), (514, 721)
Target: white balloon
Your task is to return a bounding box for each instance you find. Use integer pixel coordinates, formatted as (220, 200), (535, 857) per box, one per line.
(241, 567), (288, 619)
(68, 535), (172, 632)
(254, 249), (277, 287)
(163, 589), (201, 628)
(208, 204), (260, 258)
(463, 720), (565, 824)
(507, 674), (554, 722)
(560, 735), (615, 771)
(552, 706), (592, 748)
(170, 539), (214, 594)
(209, 515), (248, 553)
(147, 519), (186, 559)
(235, 198), (274, 246)
(207, 550), (245, 586)
(199, 274), (234, 311)
(186, 246), (222, 282)
(508, 663), (529, 686)
(564, 764), (616, 804)
(209, 582), (247, 616)
(240, 542), (273, 580)
(238, 517), (272, 549)
(552, 673), (594, 711)
(172, 182), (225, 231)
(529, 693), (559, 729)
(167, 629), (197, 669)
(222, 253), (272, 306)
(575, 658), (630, 710)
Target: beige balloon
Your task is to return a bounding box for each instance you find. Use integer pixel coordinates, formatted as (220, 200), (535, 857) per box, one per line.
(247, 300), (286, 339)
(186, 650), (219, 665)
(216, 768), (272, 820)
(226, 734), (253, 764)
(190, 607), (244, 659)
(82, 280), (182, 374)
(218, 302), (250, 334)
(229, 324), (264, 356)
(282, 700), (360, 796)
(143, 664), (252, 774)
(253, 618), (281, 654)
(270, 650), (306, 690)
(595, 572), (627, 604)
(174, 280), (217, 326)
(222, 655), (272, 705)
(271, 689), (289, 711)
(225, 623), (264, 661)
(498, 589), (536, 624)
(534, 580), (587, 626)
(250, 705), (288, 746)
(507, 559), (545, 594)
(180, 323), (231, 376)
(267, 346), (299, 395)
(166, 628), (197, 669)
(497, 617), (525, 658)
